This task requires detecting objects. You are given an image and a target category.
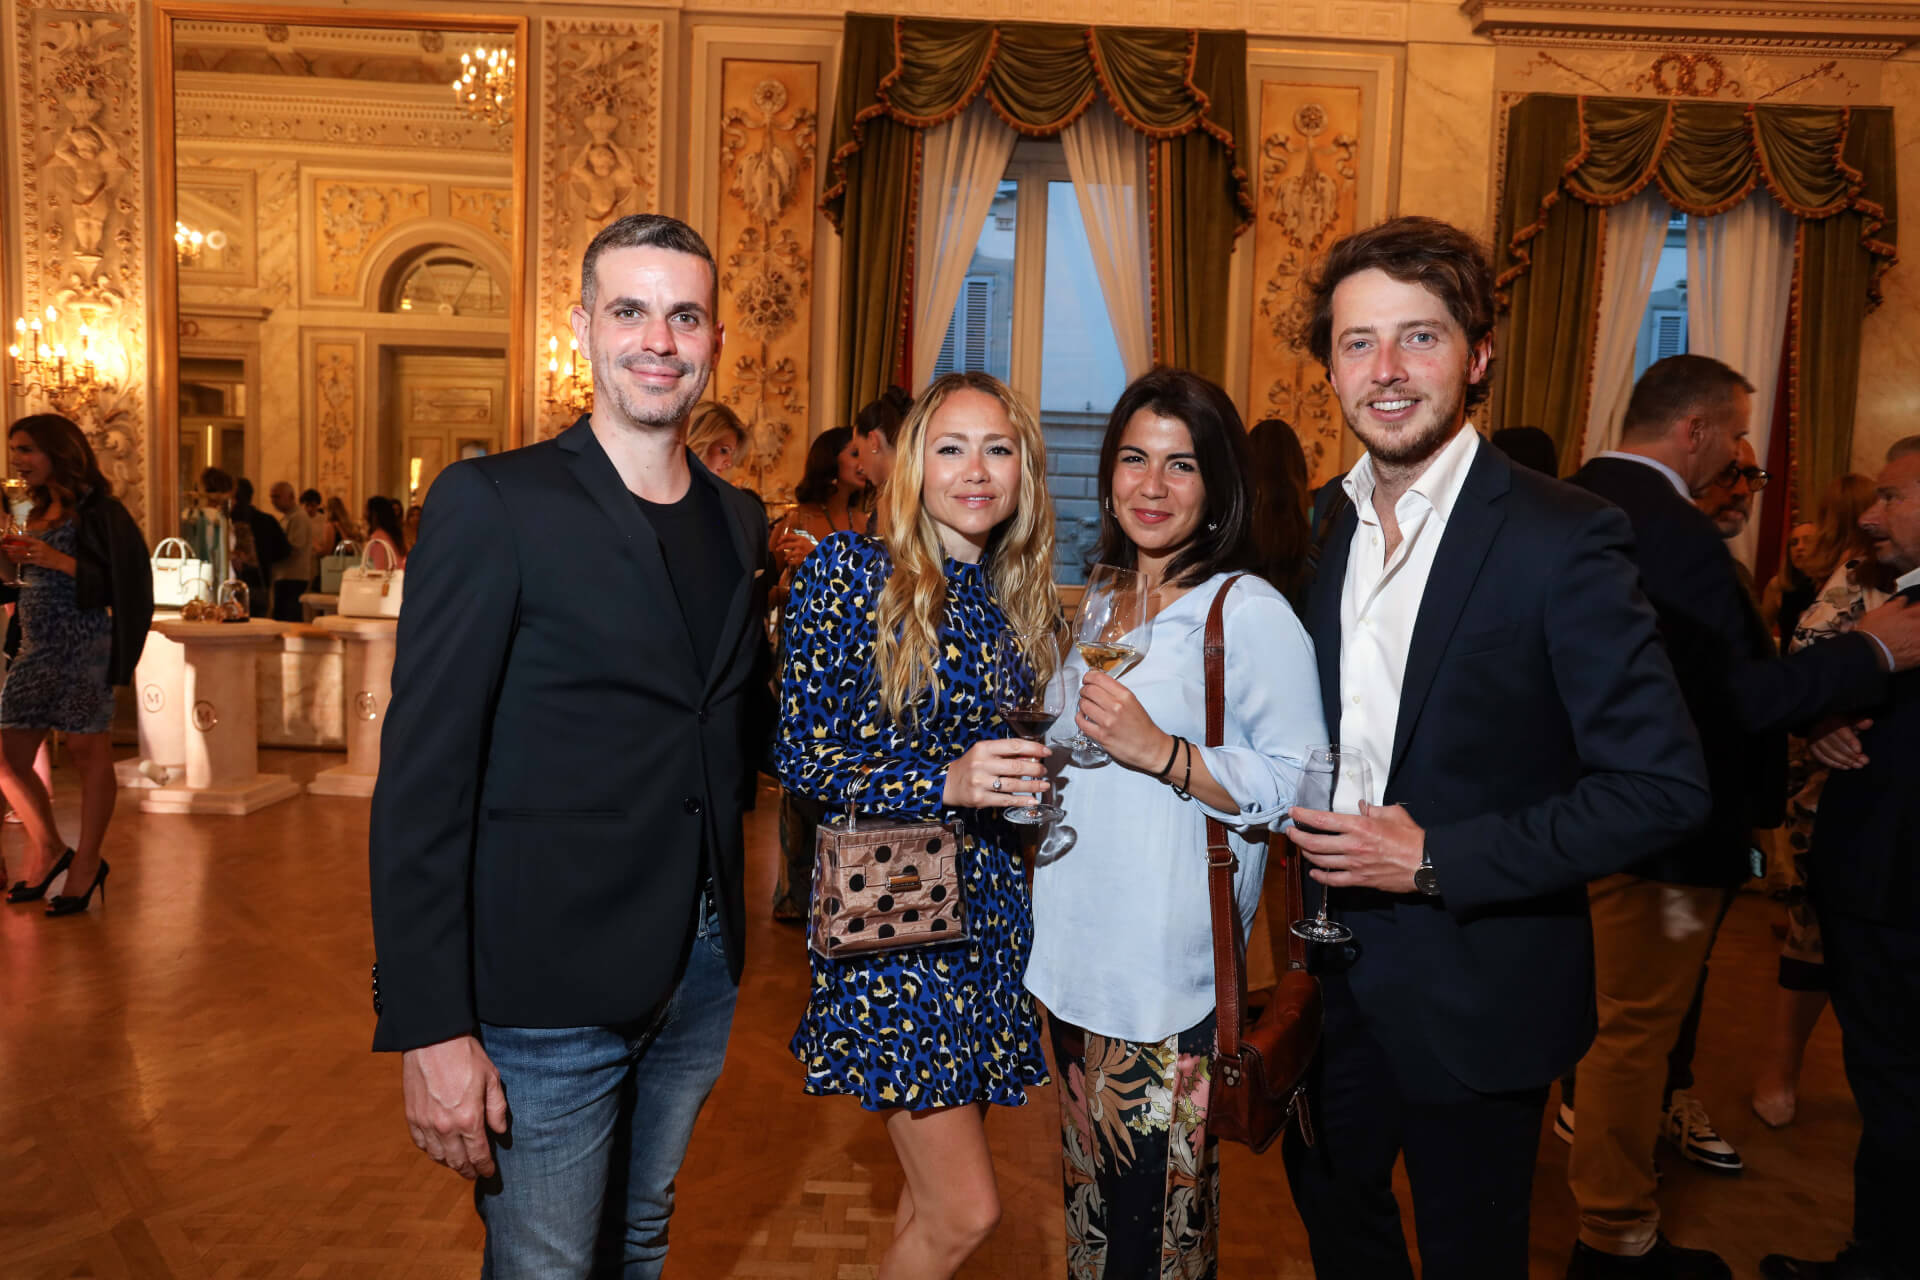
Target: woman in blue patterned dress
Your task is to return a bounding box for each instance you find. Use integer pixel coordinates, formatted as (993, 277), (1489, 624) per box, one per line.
(776, 371), (1059, 1278)
(0, 415), (152, 916)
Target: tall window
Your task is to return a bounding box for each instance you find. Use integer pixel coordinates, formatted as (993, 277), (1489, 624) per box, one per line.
(931, 141), (1130, 583)
(1633, 211), (1689, 380)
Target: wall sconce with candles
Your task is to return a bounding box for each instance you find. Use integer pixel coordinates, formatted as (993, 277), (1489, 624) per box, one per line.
(7, 305), (115, 421)
(545, 334), (593, 417)
(174, 220), (228, 268)
(452, 46), (515, 130)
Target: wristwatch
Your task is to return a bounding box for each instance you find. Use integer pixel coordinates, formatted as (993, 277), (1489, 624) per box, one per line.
(1413, 847), (1440, 897)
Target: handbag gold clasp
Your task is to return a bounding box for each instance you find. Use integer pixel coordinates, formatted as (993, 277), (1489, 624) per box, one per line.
(887, 872), (922, 892)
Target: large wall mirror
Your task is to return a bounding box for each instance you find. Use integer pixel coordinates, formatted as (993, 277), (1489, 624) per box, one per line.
(153, 4), (527, 536)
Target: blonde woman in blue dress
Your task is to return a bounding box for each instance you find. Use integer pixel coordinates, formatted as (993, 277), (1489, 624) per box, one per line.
(775, 372), (1060, 1278)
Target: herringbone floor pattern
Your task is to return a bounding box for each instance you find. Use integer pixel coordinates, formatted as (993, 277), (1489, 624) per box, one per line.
(0, 753), (1861, 1276)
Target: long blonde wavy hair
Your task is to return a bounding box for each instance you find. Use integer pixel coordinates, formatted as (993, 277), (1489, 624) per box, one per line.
(873, 372), (1059, 724)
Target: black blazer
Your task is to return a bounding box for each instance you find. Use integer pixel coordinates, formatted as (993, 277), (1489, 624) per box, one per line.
(1569, 456), (1888, 887)
(1813, 601), (1917, 924)
(1306, 439), (1710, 1094)
(0, 487), (152, 684)
(369, 419), (771, 1053)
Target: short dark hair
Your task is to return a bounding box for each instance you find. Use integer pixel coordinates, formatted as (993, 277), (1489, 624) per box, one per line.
(1491, 426), (1560, 477)
(579, 214), (716, 311)
(1888, 435), (1920, 462)
(234, 477), (255, 506)
(1299, 216), (1497, 409)
(794, 426), (857, 507)
(299, 487), (322, 506)
(1619, 355), (1755, 441)
(1246, 417), (1311, 608)
(856, 387), (912, 446)
(1092, 368), (1259, 589)
(199, 466), (234, 495)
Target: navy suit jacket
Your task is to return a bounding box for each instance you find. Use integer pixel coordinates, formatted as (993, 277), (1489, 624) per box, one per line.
(1569, 456), (1887, 887)
(1305, 438), (1710, 1093)
(369, 419), (772, 1052)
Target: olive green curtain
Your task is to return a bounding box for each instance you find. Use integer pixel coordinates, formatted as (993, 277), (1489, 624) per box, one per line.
(824, 14), (1253, 421)
(1493, 94), (1898, 504)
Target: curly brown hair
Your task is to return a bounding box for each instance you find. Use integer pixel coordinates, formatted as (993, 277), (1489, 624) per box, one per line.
(1298, 216), (1497, 409)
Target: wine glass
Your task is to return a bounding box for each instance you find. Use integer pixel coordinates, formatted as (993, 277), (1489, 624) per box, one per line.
(1069, 564), (1152, 767)
(993, 627), (1071, 825)
(1290, 746), (1374, 945)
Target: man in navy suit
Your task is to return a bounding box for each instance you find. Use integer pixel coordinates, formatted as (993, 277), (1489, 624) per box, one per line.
(1281, 216), (1710, 1278)
(1764, 436), (1920, 1280)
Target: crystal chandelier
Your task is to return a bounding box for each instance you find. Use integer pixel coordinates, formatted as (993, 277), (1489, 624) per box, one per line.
(452, 46), (515, 129)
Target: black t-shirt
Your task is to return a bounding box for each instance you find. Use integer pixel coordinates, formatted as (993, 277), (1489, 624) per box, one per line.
(633, 477), (741, 666)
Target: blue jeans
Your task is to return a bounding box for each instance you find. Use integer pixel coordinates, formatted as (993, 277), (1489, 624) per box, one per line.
(477, 890), (738, 1277)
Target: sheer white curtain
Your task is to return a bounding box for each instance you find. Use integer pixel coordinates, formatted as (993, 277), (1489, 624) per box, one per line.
(1060, 102), (1152, 379)
(1688, 194), (1797, 566)
(912, 99), (1018, 392)
(1579, 190), (1672, 463)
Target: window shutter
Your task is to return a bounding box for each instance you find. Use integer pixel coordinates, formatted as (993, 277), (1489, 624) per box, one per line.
(1653, 311), (1687, 360)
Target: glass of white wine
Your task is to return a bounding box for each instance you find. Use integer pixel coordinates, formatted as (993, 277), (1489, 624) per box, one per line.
(993, 627), (1072, 825)
(1069, 563), (1152, 767)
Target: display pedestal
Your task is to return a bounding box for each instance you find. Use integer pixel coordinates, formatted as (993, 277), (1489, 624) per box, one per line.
(306, 615), (398, 798)
(140, 619), (302, 815)
(116, 609), (186, 790)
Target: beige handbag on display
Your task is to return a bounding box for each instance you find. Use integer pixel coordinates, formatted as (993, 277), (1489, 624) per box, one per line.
(151, 536), (213, 609)
(338, 540), (404, 618)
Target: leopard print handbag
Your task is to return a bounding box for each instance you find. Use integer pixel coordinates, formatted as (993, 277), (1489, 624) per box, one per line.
(806, 801), (970, 959)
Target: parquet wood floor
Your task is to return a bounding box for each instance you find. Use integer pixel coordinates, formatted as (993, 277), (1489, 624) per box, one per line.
(0, 756), (1858, 1277)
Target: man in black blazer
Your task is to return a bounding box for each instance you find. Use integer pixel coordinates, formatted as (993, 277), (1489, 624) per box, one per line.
(1562, 356), (1919, 1279)
(1765, 437), (1920, 1280)
(1280, 216), (1711, 1279)
(368, 214), (770, 1276)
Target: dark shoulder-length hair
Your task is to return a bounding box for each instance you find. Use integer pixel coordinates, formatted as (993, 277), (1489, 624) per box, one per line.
(1091, 369), (1258, 589)
(365, 495), (406, 547)
(1247, 417), (1312, 608)
(793, 425), (855, 507)
(9, 413), (109, 514)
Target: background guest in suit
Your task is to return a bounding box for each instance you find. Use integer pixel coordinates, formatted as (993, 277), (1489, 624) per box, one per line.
(369, 213), (770, 1277)
(1563, 355), (1918, 1279)
(1279, 215), (1710, 1280)
(1764, 436), (1920, 1280)
(1491, 424), (1561, 477)
(267, 482), (313, 622)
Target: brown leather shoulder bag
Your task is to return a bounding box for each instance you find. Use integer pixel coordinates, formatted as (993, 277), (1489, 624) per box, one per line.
(1201, 575), (1321, 1153)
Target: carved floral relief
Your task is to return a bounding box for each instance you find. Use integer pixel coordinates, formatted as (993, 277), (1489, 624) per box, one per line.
(1507, 48), (1864, 104)
(714, 64), (817, 502)
(1249, 83), (1361, 487)
(312, 181), (430, 296)
(313, 341), (358, 498)
(534, 18), (664, 440)
(450, 187), (514, 247)
(14, 2), (147, 522)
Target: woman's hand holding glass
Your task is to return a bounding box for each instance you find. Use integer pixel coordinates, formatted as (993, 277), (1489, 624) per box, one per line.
(993, 628), (1072, 824)
(940, 738), (1052, 810)
(1068, 564), (1153, 766)
(1073, 670), (1171, 776)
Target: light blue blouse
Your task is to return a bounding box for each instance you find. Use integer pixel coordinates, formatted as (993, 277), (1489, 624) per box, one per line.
(1024, 571), (1326, 1043)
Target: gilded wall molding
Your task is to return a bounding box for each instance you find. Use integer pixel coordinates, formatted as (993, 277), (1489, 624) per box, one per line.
(1502, 46), (1869, 102)
(681, 0), (1405, 39)
(1248, 84), (1362, 487)
(534, 16), (665, 441)
(13, 0), (148, 522)
(311, 179), (431, 298)
(450, 187), (514, 246)
(174, 79), (514, 155)
(309, 335), (363, 501)
(1465, 0), (1920, 58)
(713, 62), (817, 504)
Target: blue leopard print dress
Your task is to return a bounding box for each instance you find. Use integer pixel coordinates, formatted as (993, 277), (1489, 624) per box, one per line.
(776, 532), (1049, 1111)
(0, 520), (113, 734)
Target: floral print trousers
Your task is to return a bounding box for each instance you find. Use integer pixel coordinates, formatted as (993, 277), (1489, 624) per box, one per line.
(1049, 1010), (1220, 1280)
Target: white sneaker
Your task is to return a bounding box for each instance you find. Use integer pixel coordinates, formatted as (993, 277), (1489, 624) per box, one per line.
(1662, 1090), (1743, 1173)
(1554, 1102), (1575, 1145)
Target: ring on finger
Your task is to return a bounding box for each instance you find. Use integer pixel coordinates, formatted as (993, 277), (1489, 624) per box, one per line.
(991, 777), (1002, 792)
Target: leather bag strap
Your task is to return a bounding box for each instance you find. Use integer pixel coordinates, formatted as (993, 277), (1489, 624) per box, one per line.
(1203, 574), (1250, 1057)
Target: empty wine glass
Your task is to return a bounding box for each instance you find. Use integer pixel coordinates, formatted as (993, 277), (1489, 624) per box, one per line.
(993, 627), (1071, 825)
(1069, 564), (1152, 767)
(1290, 746), (1374, 945)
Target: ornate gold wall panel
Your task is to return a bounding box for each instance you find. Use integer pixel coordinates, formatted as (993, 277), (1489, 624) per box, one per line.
(310, 337), (362, 500)
(12, 1), (149, 522)
(450, 186), (513, 246)
(534, 17), (665, 441)
(1248, 83), (1361, 487)
(311, 179), (431, 297)
(712, 60), (817, 503)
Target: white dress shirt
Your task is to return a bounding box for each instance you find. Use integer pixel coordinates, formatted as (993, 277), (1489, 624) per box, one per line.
(1596, 449), (1691, 501)
(1026, 573), (1326, 1044)
(1338, 425), (1483, 805)
(1899, 565), (1920, 595)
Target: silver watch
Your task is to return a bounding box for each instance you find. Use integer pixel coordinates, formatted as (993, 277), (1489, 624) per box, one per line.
(1413, 848), (1440, 896)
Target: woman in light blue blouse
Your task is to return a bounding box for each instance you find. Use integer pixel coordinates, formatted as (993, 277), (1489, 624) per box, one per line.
(1027, 369), (1325, 1279)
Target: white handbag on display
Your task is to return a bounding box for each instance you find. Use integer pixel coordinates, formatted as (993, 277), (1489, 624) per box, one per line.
(151, 536), (213, 609)
(338, 541), (404, 618)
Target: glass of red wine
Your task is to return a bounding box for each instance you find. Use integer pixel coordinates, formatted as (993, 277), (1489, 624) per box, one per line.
(994, 627), (1071, 826)
(1290, 745), (1373, 944)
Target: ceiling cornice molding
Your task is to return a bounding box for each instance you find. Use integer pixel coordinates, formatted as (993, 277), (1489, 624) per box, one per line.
(1461, 1), (1920, 57)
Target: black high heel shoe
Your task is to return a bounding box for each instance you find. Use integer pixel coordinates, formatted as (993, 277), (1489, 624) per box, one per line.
(46, 859), (107, 917)
(6, 847), (74, 903)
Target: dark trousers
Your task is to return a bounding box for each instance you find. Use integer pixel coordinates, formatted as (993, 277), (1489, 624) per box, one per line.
(1817, 906), (1920, 1276)
(270, 579), (305, 622)
(1283, 976), (1549, 1280)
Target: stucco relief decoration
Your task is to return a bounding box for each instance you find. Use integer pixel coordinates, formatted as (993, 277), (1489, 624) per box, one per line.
(714, 66), (817, 501)
(16, 4), (147, 521)
(314, 343), (357, 498)
(313, 181), (429, 296)
(1634, 52), (1742, 98)
(1249, 85), (1360, 487)
(451, 188), (514, 245)
(1511, 50), (1861, 104)
(535, 18), (664, 440)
